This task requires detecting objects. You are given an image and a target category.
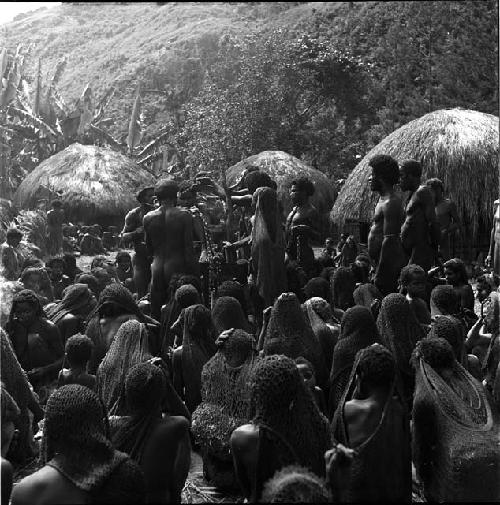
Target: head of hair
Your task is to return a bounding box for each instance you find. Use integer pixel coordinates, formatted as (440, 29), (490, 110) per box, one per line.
(125, 361), (166, 414)
(136, 186), (154, 203)
(401, 159), (422, 178)
(65, 334), (94, 367)
(291, 177), (315, 197)
(216, 280), (246, 313)
(174, 284), (200, 308)
(22, 257), (44, 270)
(115, 250), (132, 263)
(443, 258), (469, 284)
(10, 289), (44, 317)
(425, 177), (444, 193)
(6, 227), (23, 239)
(431, 284), (460, 315)
(75, 273), (99, 295)
(356, 344), (395, 388)
(46, 256), (65, 268)
(244, 170), (274, 193)
(63, 253), (77, 269)
(51, 199), (63, 208)
(177, 274), (202, 294)
(411, 336), (455, 371)
(154, 178), (178, 201)
(368, 154), (400, 185)
(399, 264), (427, 286)
(303, 277), (330, 303)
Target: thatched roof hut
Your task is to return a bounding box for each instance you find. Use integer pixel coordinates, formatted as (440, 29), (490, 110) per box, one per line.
(13, 143), (155, 227)
(331, 109), (499, 242)
(226, 151), (336, 218)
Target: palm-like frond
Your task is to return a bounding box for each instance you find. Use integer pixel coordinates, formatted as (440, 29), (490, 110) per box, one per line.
(127, 84), (142, 154)
(9, 106), (58, 138)
(93, 86), (115, 124)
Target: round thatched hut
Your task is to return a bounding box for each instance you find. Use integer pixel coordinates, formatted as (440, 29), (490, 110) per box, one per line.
(331, 109), (499, 249)
(226, 151), (335, 237)
(13, 143), (155, 228)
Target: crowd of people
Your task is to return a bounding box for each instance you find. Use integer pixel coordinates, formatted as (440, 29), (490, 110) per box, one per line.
(1, 157), (500, 504)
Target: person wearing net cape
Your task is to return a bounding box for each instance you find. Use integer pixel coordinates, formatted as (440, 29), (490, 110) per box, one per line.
(230, 355), (331, 503)
(330, 343), (412, 503)
(192, 328), (260, 491)
(109, 362), (191, 504)
(411, 337), (500, 502)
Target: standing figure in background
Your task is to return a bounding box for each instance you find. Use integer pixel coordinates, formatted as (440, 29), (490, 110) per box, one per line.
(121, 186), (155, 298)
(486, 199), (500, 275)
(339, 235), (358, 267)
(0, 227), (24, 281)
(367, 154), (407, 295)
(47, 200), (65, 257)
(286, 177), (320, 278)
(426, 178), (461, 261)
(400, 160), (441, 272)
(144, 179), (199, 321)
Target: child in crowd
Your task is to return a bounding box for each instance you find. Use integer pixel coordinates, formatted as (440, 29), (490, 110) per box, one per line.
(399, 264), (431, 327)
(57, 334), (96, 390)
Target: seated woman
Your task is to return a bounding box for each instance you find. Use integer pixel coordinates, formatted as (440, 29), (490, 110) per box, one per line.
(115, 250), (135, 292)
(411, 337), (499, 502)
(168, 284), (201, 348)
(261, 465), (330, 503)
(75, 272), (99, 298)
(230, 355), (331, 503)
(329, 306), (379, 419)
(46, 283), (97, 345)
(110, 362), (191, 504)
(1, 329), (43, 464)
(172, 304), (217, 414)
(45, 257), (71, 301)
(11, 385), (146, 505)
(192, 329), (259, 491)
(85, 283), (159, 374)
(399, 264), (431, 327)
(6, 290), (64, 404)
(376, 293), (426, 411)
(58, 334), (96, 390)
(260, 292), (327, 390)
(302, 297), (339, 375)
(444, 258), (475, 312)
(331, 344), (412, 503)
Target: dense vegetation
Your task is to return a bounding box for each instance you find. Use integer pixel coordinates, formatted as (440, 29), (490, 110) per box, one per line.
(0, 1), (497, 193)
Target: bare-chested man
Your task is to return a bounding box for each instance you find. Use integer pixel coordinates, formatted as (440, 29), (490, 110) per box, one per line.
(486, 199), (500, 275)
(400, 160), (441, 272)
(121, 187), (155, 298)
(47, 200), (65, 257)
(144, 179), (199, 321)
(367, 155), (407, 296)
(425, 178), (461, 261)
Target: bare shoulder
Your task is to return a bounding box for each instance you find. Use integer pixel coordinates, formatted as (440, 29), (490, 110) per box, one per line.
(11, 466), (59, 505)
(416, 185), (434, 202)
(230, 423), (260, 451)
(159, 415), (190, 434)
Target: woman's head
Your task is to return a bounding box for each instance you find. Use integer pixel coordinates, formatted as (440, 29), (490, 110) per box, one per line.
(443, 258), (468, 286)
(125, 362), (166, 415)
(430, 284), (460, 316)
(10, 289), (44, 327)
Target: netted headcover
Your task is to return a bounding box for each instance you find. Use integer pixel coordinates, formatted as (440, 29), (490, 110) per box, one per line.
(46, 283), (96, 324)
(211, 296), (252, 335)
(412, 339), (499, 502)
(42, 385), (129, 493)
(376, 293), (425, 408)
(251, 355), (331, 478)
(264, 293), (327, 388)
(329, 306), (379, 416)
(261, 465), (330, 503)
(1, 328), (40, 462)
(111, 362), (166, 464)
(216, 280), (247, 314)
(430, 284), (461, 315)
(182, 304), (217, 413)
(174, 284), (201, 308)
(251, 187), (287, 307)
(96, 320), (153, 416)
(303, 277), (331, 304)
(192, 329), (258, 459)
(332, 267), (356, 310)
(330, 343), (412, 502)
(7, 288), (46, 326)
(353, 283), (382, 308)
(428, 315), (465, 363)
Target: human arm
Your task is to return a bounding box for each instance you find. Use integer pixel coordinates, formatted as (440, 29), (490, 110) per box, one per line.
(121, 210), (143, 244)
(29, 323), (64, 381)
(257, 306), (272, 351)
(465, 317), (491, 351)
(172, 347), (184, 402)
(421, 188), (441, 247)
(486, 227), (495, 267)
(230, 424), (260, 501)
(325, 443), (356, 503)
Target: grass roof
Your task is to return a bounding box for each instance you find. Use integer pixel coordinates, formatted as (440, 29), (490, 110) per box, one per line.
(226, 150), (336, 217)
(13, 143), (155, 224)
(331, 108), (499, 239)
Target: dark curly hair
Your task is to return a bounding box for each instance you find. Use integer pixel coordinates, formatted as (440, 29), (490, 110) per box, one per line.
(244, 170), (275, 193)
(400, 159), (422, 178)
(291, 177), (315, 197)
(355, 344), (395, 388)
(411, 336), (455, 371)
(369, 154), (400, 186)
(443, 258), (469, 285)
(399, 264), (426, 286)
(65, 334), (94, 367)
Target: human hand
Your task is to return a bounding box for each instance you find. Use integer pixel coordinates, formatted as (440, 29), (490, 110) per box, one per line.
(216, 328), (234, 348)
(325, 443), (356, 497)
(263, 306), (273, 323)
(485, 255), (492, 268)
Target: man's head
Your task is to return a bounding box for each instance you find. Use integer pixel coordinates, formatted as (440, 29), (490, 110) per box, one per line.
(178, 181), (197, 207)
(295, 356), (316, 391)
(425, 178), (445, 202)
(290, 177), (315, 206)
(399, 264), (427, 298)
(325, 237), (335, 252)
(136, 186), (155, 205)
(115, 250), (132, 271)
(6, 227), (22, 247)
(65, 334), (94, 369)
(46, 257), (65, 280)
(20, 268), (43, 293)
(443, 258), (468, 286)
(244, 170), (275, 194)
(51, 199), (63, 209)
(400, 160), (422, 191)
(75, 273), (99, 298)
(154, 178), (178, 203)
(10, 289), (43, 327)
(368, 154), (399, 193)
(355, 344), (395, 392)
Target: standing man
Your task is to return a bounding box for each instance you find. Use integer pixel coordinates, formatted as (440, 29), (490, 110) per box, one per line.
(367, 154), (407, 295)
(0, 227), (24, 281)
(486, 199), (500, 275)
(425, 178), (461, 261)
(144, 179), (199, 320)
(47, 200), (65, 256)
(121, 187), (154, 298)
(400, 160), (441, 272)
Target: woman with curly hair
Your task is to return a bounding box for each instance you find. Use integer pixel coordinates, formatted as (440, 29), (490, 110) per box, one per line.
(230, 355), (331, 502)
